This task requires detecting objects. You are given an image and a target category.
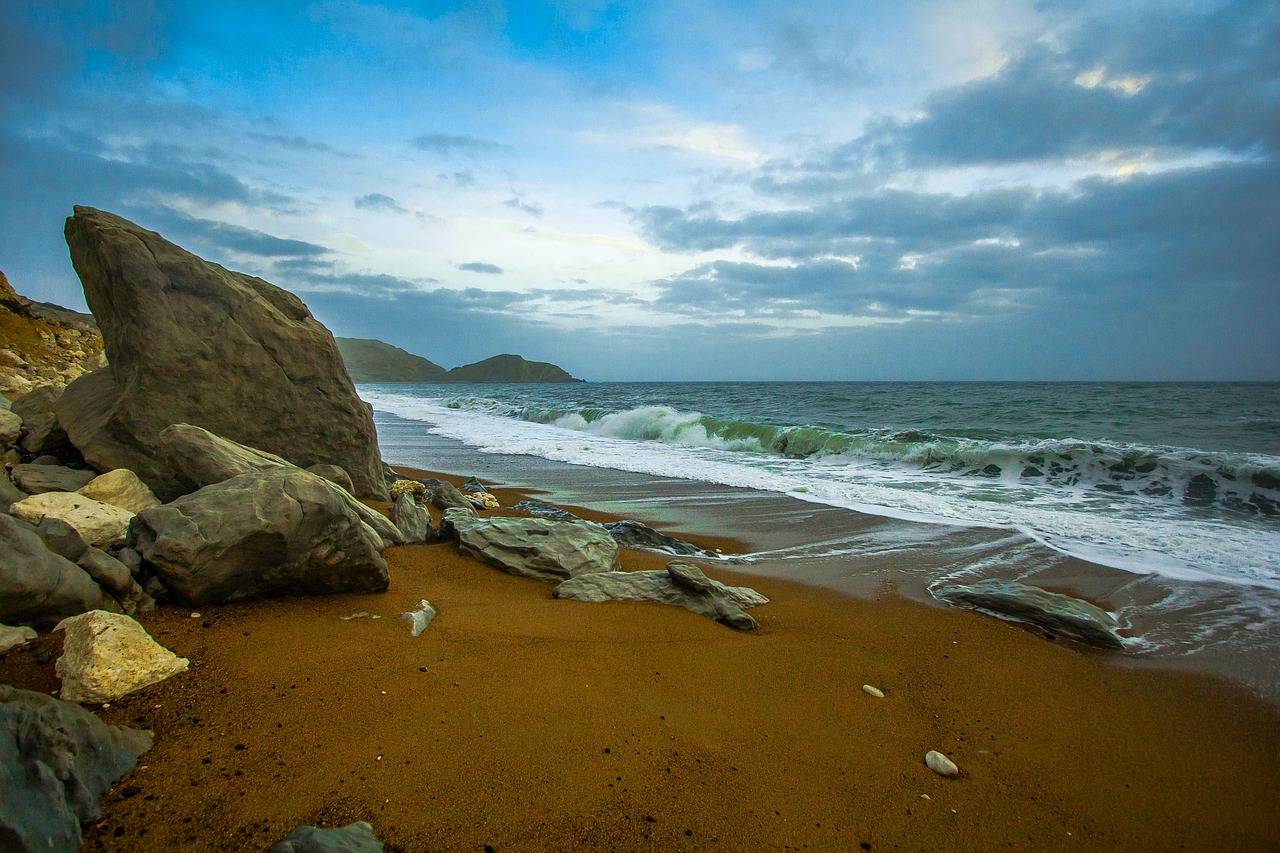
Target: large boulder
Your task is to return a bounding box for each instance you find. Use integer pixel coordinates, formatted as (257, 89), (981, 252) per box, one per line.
(0, 514), (120, 627)
(9, 492), (134, 550)
(130, 467), (392, 606)
(55, 207), (388, 501)
(10, 385), (71, 454)
(931, 578), (1125, 648)
(553, 560), (768, 630)
(10, 463), (96, 495)
(54, 610), (189, 703)
(443, 508), (620, 583)
(0, 686), (152, 853)
(77, 469), (160, 513)
(158, 424), (403, 548)
(0, 407), (21, 445)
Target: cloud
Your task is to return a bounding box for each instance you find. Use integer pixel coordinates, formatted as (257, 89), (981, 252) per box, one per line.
(134, 206), (331, 258)
(353, 192), (407, 213)
(504, 196), (544, 217)
(438, 171), (476, 187)
(413, 133), (511, 156)
(458, 261), (504, 275)
(767, 20), (873, 90)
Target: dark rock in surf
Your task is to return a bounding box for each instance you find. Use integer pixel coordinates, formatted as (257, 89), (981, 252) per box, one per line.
(55, 207), (388, 502)
(553, 560), (767, 630)
(513, 499), (578, 522)
(603, 519), (724, 560)
(931, 578), (1124, 649)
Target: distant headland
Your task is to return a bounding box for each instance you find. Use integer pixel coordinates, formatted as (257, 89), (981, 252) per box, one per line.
(335, 337), (582, 384)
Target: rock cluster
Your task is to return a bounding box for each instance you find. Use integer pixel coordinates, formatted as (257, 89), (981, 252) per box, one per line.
(0, 270), (105, 399)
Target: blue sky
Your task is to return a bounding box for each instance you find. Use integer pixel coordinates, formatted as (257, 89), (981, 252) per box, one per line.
(1, 0), (1276, 380)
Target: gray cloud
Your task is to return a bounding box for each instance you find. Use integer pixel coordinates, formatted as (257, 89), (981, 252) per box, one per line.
(768, 20), (873, 90)
(458, 261), (504, 275)
(504, 196), (544, 217)
(132, 206), (330, 258)
(438, 171), (476, 186)
(353, 192), (407, 213)
(413, 133), (511, 156)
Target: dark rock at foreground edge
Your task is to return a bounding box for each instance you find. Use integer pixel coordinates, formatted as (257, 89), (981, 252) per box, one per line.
(553, 560), (767, 630)
(272, 820), (384, 852)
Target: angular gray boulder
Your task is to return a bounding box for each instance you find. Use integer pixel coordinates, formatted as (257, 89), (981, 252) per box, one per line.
(0, 514), (119, 627)
(10, 385), (70, 454)
(130, 467), (392, 606)
(931, 578), (1124, 648)
(389, 493), (433, 544)
(0, 686), (152, 853)
(55, 206), (388, 501)
(553, 560), (767, 630)
(443, 507), (620, 583)
(9, 463), (96, 495)
(272, 820), (384, 853)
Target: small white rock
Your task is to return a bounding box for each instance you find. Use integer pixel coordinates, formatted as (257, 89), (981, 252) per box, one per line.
(861, 684), (885, 699)
(925, 750), (960, 778)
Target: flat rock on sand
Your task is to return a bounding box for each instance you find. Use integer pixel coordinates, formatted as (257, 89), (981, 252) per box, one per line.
(444, 507), (620, 582)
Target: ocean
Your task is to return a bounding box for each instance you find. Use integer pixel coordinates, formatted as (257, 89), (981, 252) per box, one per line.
(360, 381), (1280, 698)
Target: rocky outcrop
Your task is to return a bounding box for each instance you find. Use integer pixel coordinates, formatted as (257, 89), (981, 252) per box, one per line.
(9, 492), (134, 550)
(445, 353), (581, 383)
(335, 337), (448, 383)
(553, 560), (767, 630)
(272, 820), (385, 853)
(931, 578), (1124, 648)
(0, 685), (151, 853)
(130, 467), (392, 606)
(158, 424), (403, 548)
(77, 469), (160, 513)
(10, 463), (96, 495)
(0, 514), (120, 627)
(443, 508), (620, 583)
(0, 270), (106, 400)
(54, 610), (189, 703)
(55, 207), (388, 501)
(10, 386), (72, 454)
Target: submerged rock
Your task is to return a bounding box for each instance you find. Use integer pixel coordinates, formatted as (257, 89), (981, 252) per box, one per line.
(931, 578), (1124, 649)
(271, 820), (384, 852)
(553, 560), (767, 630)
(444, 508), (619, 583)
(0, 685), (152, 853)
(54, 610), (189, 703)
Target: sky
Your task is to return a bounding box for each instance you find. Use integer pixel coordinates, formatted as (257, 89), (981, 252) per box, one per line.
(1, 0), (1277, 381)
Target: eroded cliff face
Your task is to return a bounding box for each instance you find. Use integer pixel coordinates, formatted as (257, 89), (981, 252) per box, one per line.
(0, 271), (106, 400)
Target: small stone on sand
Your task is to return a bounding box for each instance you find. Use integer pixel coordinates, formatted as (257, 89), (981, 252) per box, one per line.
(862, 684), (885, 698)
(925, 750), (959, 777)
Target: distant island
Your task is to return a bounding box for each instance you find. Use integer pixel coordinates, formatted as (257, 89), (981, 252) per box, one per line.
(335, 337), (582, 384)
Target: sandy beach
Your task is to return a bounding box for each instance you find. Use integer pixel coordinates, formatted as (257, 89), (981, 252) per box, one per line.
(3, 469), (1278, 852)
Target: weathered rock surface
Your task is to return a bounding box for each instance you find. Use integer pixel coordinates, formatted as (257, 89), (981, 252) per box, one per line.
(0, 686), (151, 853)
(11, 385), (71, 454)
(0, 623), (38, 653)
(423, 478), (477, 515)
(272, 820), (385, 853)
(34, 517), (89, 561)
(55, 207), (388, 501)
(0, 269), (105, 399)
(0, 472), (27, 513)
(443, 508), (619, 583)
(931, 578), (1124, 648)
(0, 514), (118, 627)
(130, 467), (391, 605)
(307, 463), (354, 494)
(0, 407), (21, 444)
(9, 491), (134, 550)
(603, 519), (724, 559)
(158, 424), (402, 548)
(77, 548), (151, 614)
(54, 610), (188, 703)
(512, 499), (578, 522)
(77, 468), (160, 513)
(389, 493), (433, 544)
(553, 560), (767, 630)
(10, 463), (96, 495)
(401, 600), (437, 637)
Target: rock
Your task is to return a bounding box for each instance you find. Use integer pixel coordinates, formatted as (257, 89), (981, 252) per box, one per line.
(553, 560), (767, 630)
(462, 477), (486, 494)
(76, 548), (140, 601)
(34, 517), (89, 561)
(0, 394), (10, 410)
(130, 467), (391, 606)
(272, 820), (384, 853)
(423, 478), (477, 515)
(931, 578), (1124, 649)
(10, 385), (70, 454)
(465, 491), (500, 510)
(1, 472), (29, 513)
(77, 469), (160, 513)
(112, 546), (143, 578)
(31, 454), (63, 466)
(10, 463), (96, 495)
(389, 493), (433, 544)
(0, 407), (21, 444)
(307, 463), (354, 494)
(401, 600), (437, 636)
(54, 610), (188, 703)
(0, 685), (151, 852)
(0, 514), (118, 627)
(444, 509), (620, 583)
(389, 478), (426, 501)
(513, 499), (579, 522)
(55, 206), (388, 501)
(159, 424), (403, 548)
(862, 685), (885, 699)
(9, 492), (134, 550)
(0, 623), (38, 653)
(924, 750), (959, 777)
(605, 521), (723, 559)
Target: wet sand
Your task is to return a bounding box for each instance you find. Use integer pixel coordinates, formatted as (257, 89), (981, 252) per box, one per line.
(2, 471), (1278, 851)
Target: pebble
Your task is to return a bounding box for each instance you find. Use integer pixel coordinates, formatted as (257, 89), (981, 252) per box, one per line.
(861, 685), (885, 699)
(925, 750), (959, 777)
(190, 612), (201, 618)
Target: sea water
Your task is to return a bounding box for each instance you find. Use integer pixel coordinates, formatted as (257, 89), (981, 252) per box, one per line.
(360, 381), (1280, 697)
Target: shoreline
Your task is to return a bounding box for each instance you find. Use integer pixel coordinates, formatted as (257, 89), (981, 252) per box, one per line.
(4, 467), (1278, 850)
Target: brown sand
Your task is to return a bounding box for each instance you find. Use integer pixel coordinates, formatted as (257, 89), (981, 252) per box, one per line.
(3, 471), (1279, 851)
